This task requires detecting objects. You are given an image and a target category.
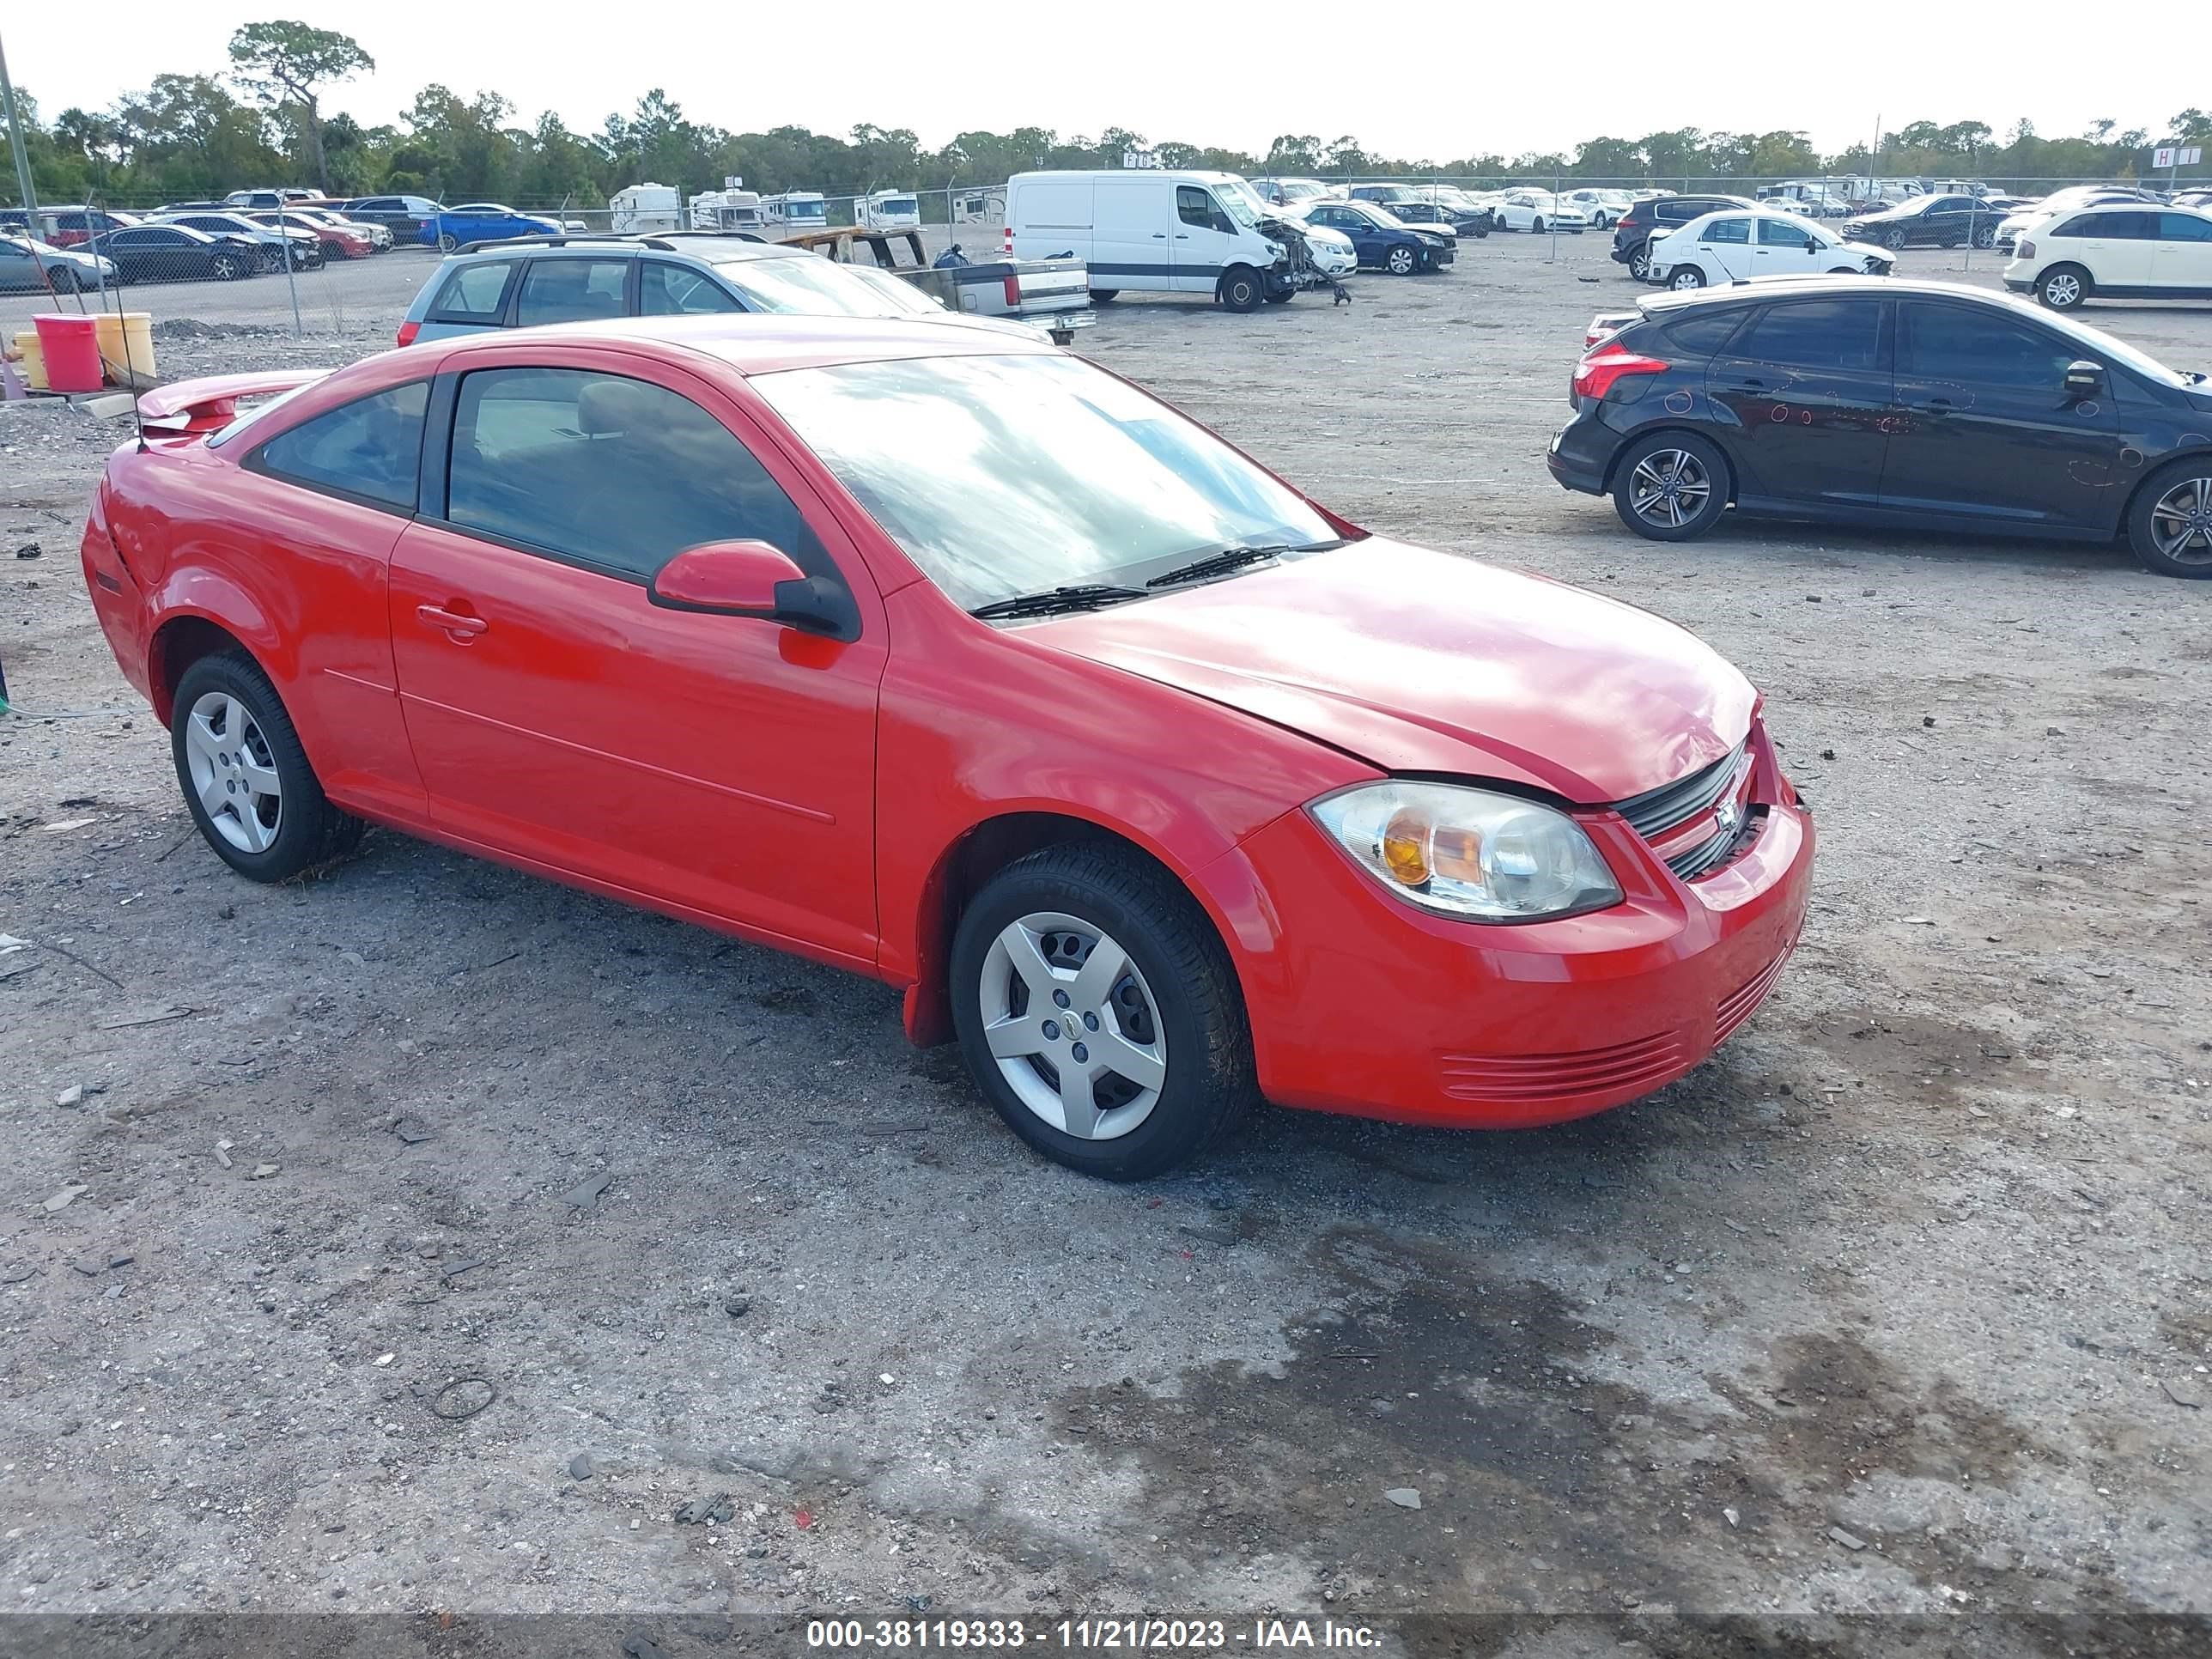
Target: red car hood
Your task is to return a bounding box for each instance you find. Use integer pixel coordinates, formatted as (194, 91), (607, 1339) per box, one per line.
(1035, 540), (1755, 803)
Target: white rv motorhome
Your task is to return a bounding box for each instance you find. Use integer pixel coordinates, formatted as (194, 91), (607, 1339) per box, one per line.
(763, 191), (828, 231)
(856, 189), (921, 231)
(610, 183), (681, 234)
(951, 186), (1005, 226)
(688, 188), (766, 235)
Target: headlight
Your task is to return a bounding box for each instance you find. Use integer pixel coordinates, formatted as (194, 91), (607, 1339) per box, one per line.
(1309, 781), (1622, 921)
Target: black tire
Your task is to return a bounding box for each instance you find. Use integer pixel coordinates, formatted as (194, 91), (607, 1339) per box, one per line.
(1882, 227), (1907, 250)
(1384, 243), (1418, 275)
(1627, 243), (1653, 281)
(1088, 289), (1118, 302)
(437, 231), (459, 252)
(169, 650), (365, 882)
(1668, 266), (1706, 289)
(1217, 265), (1263, 312)
(47, 266), (82, 295)
(209, 252), (245, 283)
(1469, 221), (1489, 239)
(1531, 216), (1547, 234)
(1611, 430), (1730, 542)
(2125, 458), (2212, 579)
(1263, 287), (1295, 303)
(258, 247), (285, 272)
(949, 843), (1255, 1181)
(1972, 225), (1996, 250)
(2037, 263), (2090, 310)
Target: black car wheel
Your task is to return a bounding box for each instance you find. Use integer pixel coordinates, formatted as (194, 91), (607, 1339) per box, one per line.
(47, 266), (82, 295)
(1090, 289), (1118, 301)
(1628, 243), (1653, 281)
(1531, 216), (1547, 234)
(1217, 265), (1263, 312)
(1669, 266), (1706, 289)
(1612, 432), (1729, 542)
(2038, 264), (2090, 310)
(2128, 461), (2212, 578)
(949, 842), (1255, 1181)
(1384, 243), (1418, 275)
(170, 651), (365, 882)
(437, 232), (459, 252)
(1972, 225), (1996, 249)
(209, 252), (246, 283)
(1883, 227), (1908, 250)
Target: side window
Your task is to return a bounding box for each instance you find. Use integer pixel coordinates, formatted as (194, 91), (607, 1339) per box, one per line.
(252, 381), (429, 511)
(2154, 214), (2212, 243)
(1899, 305), (2075, 392)
(1758, 218), (1813, 247)
(513, 258), (630, 325)
(1704, 218), (1751, 244)
(2050, 215), (2100, 239)
(1176, 186), (1218, 230)
(641, 262), (744, 315)
(428, 260), (517, 321)
(2100, 212), (2153, 240)
(1656, 308), (1749, 355)
(444, 368), (823, 582)
(1728, 299), (1884, 372)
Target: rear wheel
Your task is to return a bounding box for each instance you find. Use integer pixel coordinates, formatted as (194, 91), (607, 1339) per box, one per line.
(1669, 266), (1705, 289)
(169, 651), (365, 882)
(1972, 224), (1996, 249)
(2037, 264), (2089, 310)
(1217, 265), (1263, 312)
(437, 231), (459, 252)
(2127, 460), (2212, 578)
(1627, 243), (1653, 280)
(1088, 289), (1118, 301)
(1612, 431), (1729, 542)
(950, 844), (1255, 1181)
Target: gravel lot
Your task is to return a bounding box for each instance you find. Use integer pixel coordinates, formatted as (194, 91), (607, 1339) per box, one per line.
(2, 232), (2208, 1651)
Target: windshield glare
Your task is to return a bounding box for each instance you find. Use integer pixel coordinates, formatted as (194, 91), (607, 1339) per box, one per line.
(1218, 182), (1265, 228)
(752, 353), (1339, 611)
(717, 255), (935, 316)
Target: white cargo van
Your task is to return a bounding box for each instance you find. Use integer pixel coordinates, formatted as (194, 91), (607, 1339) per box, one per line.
(1005, 169), (1294, 311)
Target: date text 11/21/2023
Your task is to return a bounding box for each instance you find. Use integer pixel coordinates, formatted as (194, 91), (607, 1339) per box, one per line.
(805, 1616), (1383, 1648)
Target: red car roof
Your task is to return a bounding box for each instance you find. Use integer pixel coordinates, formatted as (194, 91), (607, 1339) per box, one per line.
(429, 314), (1054, 380)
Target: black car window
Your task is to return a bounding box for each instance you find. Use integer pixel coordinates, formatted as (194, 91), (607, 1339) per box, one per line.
(253, 381), (429, 512)
(1703, 217), (1751, 244)
(1757, 218), (1814, 248)
(1656, 308), (1749, 355)
(1899, 304), (2075, 392)
(514, 258), (630, 326)
(1729, 299), (1883, 372)
(358, 198), (397, 211)
(1176, 186), (1217, 229)
(2154, 213), (2212, 243)
(641, 263), (744, 314)
(428, 260), (517, 320)
(2094, 211), (2154, 239)
(445, 367), (822, 583)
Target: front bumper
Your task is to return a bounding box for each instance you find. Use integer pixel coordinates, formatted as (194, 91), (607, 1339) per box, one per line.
(1196, 726), (1814, 1129)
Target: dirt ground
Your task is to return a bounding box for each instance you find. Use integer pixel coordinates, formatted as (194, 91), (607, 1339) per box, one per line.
(1, 232), (2208, 1655)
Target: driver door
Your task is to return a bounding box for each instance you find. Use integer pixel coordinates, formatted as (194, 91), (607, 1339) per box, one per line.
(1753, 216), (1824, 276)
(1171, 185), (1238, 293)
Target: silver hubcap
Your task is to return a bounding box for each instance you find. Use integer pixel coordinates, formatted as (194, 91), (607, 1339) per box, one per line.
(1389, 249), (1413, 272)
(1632, 251), (1650, 276)
(2149, 477), (2212, 564)
(2048, 274), (2080, 305)
(1672, 270), (1701, 289)
(184, 691), (282, 854)
(1628, 450), (1712, 529)
(980, 912), (1167, 1140)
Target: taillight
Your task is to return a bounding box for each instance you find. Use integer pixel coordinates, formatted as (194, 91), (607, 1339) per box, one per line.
(1003, 275), (1022, 307)
(2016, 238), (2035, 259)
(395, 319), (420, 347)
(1571, 349), (1668, 402)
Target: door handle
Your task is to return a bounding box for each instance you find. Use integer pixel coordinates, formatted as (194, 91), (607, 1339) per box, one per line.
(1174, 233), (1188, 240)
(1152, 232), (1166, 239)
(416, 603), (488, 640)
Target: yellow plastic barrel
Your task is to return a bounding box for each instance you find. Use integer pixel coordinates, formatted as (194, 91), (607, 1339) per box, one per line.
(13, 331), (48, 392)
(92, 312), (156, 384)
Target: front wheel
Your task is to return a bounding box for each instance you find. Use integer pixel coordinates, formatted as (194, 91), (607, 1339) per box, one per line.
(2127, 461), (2212, 578)
(1882, 227), (1907, 250)
(1669, 266), (1705, 289)
(950, 844), (1255, 1181)
(437, 231), (459, 252)
(169, 651), (365, 882)
(2038, 264), (2089, 309)
(1384, 244), (1418, 275)
(1263, 287), (1295, 303)
(1217, 265), (1263, 312)
(1612, 431), (1729, 542)
(1531, 216), (1547, 234)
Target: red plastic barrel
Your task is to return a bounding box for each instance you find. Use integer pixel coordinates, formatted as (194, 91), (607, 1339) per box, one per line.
(32, 314), (103, 393)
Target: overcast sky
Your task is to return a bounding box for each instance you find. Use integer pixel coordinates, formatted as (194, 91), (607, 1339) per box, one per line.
(3, 2), (2197, 161)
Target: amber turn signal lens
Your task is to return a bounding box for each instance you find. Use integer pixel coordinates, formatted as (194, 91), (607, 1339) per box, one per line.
(1429, 824), (1484, 884)
(1381, 808), (1431, 886)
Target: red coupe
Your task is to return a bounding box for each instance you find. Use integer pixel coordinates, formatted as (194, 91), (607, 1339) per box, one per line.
(79, 318), (1813, 1179)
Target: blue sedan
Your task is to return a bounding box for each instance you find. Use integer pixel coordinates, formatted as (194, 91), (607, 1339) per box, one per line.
(1296, 201), (1455, 275)
(422, 204), (563, 250)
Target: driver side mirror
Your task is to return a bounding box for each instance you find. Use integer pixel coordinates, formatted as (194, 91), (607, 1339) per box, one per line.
(649, 539), (856, 639)
(2063, 360), (2104, 398)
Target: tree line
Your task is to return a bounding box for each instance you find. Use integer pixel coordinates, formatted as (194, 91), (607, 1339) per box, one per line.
(6, 21), (2209, 208)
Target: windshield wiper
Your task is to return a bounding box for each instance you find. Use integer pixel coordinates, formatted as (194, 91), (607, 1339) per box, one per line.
(1146, 539), (1342, 589)
(969, 584), (1149, 620)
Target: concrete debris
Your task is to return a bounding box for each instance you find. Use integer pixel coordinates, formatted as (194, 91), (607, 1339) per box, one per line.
(1384, 1487), (1423, 1510)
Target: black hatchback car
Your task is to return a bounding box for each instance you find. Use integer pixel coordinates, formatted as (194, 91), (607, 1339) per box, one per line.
(1842, 193), (2008, 250)
(1547, 277), (2212, 577)
(1610, 195), (1757, 280)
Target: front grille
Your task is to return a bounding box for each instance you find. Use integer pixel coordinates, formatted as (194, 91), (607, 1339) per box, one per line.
(1666, 805), (1764, 882)
(1612, 743), (1747, 841)
(1437, 1030), (1686, 1103)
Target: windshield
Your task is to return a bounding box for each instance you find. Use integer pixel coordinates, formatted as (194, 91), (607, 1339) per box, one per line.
(717, 254), (937, 317)
(877, 197), (918, 214)
(1217, 181), (1266, 228)
(751, 353), (1339, 610)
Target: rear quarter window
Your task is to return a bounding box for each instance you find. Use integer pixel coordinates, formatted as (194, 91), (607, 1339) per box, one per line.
(428, 261), (517, 321)
(1654, 308), (1749, 356)
(251, 382), (430, 511)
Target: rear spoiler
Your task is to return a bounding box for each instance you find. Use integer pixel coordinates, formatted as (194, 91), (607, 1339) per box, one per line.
(137, 369), (328, 434)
